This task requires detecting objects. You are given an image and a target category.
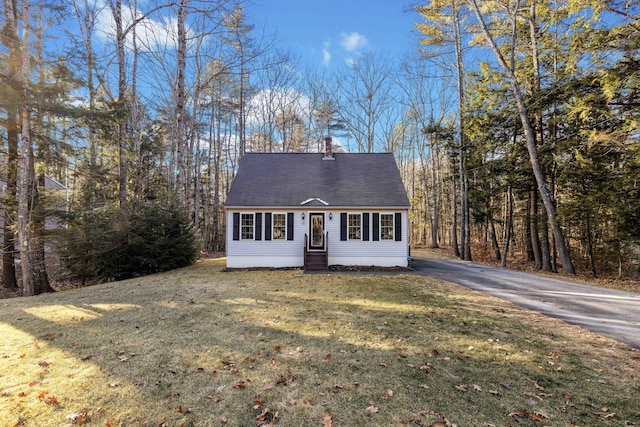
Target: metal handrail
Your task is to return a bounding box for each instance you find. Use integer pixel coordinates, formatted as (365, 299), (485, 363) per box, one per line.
(325, 232), (329, 269)
(304, 233), (308, 267)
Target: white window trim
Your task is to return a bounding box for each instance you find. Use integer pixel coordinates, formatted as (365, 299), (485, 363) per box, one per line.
(380, 213), (394, 241)
(348, 213), (362, 241)
(272, 212), (287, 240)
(241, 213), (255, 240)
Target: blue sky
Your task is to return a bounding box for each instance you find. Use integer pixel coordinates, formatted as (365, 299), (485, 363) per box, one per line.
(248, 0), (418, 68)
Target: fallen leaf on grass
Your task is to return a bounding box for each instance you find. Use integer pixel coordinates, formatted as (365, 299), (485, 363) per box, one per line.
(455, 384), (468, 392)
(256, 408), (279, 426)
(66, 409), (89, 426)
(276, 369), (303, 387)
(366, 405), (379, 413)
(416, 410), (455, 427)
(322, 411), (334, 427)
(381, 389), (393, 400)
(472, 384), (482, 392)
(507, 409), (550, 422)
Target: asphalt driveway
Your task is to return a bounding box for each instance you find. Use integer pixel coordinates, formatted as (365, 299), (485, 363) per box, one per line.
(412, 257), (640, 349)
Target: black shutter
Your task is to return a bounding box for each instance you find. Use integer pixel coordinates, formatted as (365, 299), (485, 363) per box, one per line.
(287, 212), (294, 240)
(362, 213), (370, 241)
(255, 213), (262, 241)
(340, 213), (348, 241)
(233, 212), (240, 240)
(373, 213), (380, 241)
(395, 212), (402, 241)
(264, 213), (272, 240)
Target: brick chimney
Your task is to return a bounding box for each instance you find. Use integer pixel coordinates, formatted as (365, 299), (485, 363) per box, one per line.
(323, 136), (334, 160)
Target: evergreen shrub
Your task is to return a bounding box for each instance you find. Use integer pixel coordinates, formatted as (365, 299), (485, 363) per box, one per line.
(59, 203), (200, 282)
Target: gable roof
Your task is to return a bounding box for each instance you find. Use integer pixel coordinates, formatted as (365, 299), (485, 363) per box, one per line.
(225, 152), (410, 208)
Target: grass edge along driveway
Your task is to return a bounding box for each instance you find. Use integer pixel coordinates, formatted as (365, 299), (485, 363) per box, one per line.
(1, 258), (639, 426)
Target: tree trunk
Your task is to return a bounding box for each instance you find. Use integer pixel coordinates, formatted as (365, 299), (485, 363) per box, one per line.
(430, 150), (440, 248)
(31, 0), (52, 294)
(539, 213), (552, 271)
(585, 215), (597, 277)
(453, 0), (470, 260)
(489, 216), (501, 261)
(17, 0), (34, 296)
(530, 188), (542, 269)
(528, 0), (551, 274)
(1, 0), (21, 291)
(114, 0), (128, 219)
(451, 163), (460, 258)
(501, 186), (513, 267)
(463, 173), (472, 260)
(175, 0), (188, 209)
(2, 107), (18, 290)
(471, 0), (575, 274)
(31, 173), (52, 294)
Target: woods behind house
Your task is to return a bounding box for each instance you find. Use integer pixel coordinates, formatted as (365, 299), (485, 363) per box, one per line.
(2, 0), (639, 295)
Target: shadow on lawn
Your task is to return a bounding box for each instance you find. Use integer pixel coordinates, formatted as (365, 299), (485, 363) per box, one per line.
(1, 261), (639, 426)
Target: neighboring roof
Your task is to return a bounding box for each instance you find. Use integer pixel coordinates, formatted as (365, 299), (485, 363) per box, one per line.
(0, 156), (66, 192)
(225, 152), (410, 208)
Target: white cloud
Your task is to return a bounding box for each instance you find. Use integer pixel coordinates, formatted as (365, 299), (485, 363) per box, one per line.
(248, 88), (312, 127)
(322, 41), (331, 67)
(344, 56), (357, 67)
(340, 32), (368, 52)
(94, 1), (189, 52)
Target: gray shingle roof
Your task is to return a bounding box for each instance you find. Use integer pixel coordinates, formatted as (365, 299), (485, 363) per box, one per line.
(225, 153), (410, 208)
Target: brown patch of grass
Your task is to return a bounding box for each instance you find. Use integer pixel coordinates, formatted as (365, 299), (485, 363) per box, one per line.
(1, 258), (639, 426)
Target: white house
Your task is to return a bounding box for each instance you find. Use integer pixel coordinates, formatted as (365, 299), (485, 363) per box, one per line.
(224, 139), (411, 270)
(1, 157), (67, 248)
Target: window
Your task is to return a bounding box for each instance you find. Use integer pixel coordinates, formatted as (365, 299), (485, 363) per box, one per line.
(273, 213), (286, 240)
(348, 213), (361, 240)
(241, 213), (254, 240)
(380, 214), (394, 240)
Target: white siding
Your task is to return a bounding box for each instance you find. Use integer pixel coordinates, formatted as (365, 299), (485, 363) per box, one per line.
(226, 209), (409, 268)
(325, 210), (409, 267)
(226, 209), (306, 268)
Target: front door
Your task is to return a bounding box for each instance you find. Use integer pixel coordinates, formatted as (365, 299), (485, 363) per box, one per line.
(309, 213), (325, 250)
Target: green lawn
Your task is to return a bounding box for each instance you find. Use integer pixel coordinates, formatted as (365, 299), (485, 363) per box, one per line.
(1, 258), (638, 426)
